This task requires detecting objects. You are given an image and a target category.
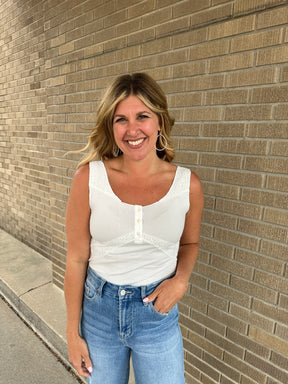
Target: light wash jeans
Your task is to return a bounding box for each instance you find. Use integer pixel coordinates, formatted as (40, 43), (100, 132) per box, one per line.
(81, 267), (186, 384)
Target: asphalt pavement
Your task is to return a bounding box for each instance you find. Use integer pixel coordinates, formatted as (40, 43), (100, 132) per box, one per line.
(0, 297), (83, 384)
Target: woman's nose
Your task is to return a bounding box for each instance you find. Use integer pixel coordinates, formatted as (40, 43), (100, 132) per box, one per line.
(127, 120), (138, 135)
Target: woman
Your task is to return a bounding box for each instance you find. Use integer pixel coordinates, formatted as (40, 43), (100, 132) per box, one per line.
(64, 73), (204, 384)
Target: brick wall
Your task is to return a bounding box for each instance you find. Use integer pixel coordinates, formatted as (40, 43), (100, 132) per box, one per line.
(0, 0), (50, 256)
(1, 1), (287, 383)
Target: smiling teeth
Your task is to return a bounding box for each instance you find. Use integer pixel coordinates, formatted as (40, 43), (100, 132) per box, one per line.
(128, 139), (144, 146)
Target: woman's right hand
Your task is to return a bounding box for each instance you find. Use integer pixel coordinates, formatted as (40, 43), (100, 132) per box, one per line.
(67, 334), (93, 377)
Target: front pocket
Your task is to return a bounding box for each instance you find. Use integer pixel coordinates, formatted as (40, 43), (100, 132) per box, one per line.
(84, 277), (98, 300)
(149, 302), (170, 318)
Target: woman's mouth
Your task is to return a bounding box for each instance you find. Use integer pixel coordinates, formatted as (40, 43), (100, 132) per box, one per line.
(127, 138), (145, 146)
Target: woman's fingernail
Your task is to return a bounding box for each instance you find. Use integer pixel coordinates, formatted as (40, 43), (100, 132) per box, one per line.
(87, 366), (93, 373)
(143, 297), (149, 302)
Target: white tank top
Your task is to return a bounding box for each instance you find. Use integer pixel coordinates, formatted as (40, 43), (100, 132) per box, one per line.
(88, 161), (191, 286)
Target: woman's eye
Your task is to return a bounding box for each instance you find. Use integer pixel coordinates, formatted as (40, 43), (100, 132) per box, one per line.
(114, 115), (149, 123)
(115, 117), (125, 123)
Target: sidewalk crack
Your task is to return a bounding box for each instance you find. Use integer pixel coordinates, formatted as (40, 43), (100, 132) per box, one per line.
(19, 280), (52, 297)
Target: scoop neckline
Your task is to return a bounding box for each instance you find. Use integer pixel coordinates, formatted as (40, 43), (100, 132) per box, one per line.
(100, 161), (179, 208)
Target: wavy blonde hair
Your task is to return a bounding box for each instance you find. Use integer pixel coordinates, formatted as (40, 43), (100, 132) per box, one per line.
(76, 73), (175, 168)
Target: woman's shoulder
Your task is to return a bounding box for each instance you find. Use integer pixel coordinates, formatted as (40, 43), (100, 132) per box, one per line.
(68, 164), (90, 207)
(75, 162), (89, 176)
(188, 170), (203, 198)
(76, 160), (105, 176)
(73, 163), (90, 186)
(176, 165), (200, 183)
(176, 165), (202, 193)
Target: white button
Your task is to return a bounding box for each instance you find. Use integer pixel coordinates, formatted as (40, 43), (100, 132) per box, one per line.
(120, 289), (126, 296)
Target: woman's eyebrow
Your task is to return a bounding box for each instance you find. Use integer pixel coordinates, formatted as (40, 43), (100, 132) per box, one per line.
(114, 114), (125, 118)
(137, 110), (152, 115)
(114, 110), (152, 119)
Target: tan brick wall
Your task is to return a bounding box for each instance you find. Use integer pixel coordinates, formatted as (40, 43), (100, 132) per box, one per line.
(0, 0), (50, 256)
(1, 1), (288, 383)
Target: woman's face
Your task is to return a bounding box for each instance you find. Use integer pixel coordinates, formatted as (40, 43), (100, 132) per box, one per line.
(113, 95), (160, 161)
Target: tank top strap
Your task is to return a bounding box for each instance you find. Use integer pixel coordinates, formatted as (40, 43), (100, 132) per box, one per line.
(89, 161), (109, 191)
(89, 161), (191, 201)
(169, 166), (191, 198)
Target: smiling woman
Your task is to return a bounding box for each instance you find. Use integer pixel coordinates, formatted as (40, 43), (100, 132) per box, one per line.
(112, 95), (160, 162)
(64, 72), (204, 384)
(76, 72), (175, 165)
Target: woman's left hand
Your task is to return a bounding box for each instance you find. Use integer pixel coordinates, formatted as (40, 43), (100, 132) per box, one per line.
(143, 276), (188, 314)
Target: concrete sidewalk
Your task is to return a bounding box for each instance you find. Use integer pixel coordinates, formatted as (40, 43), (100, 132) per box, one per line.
(0, 229), (135, 384)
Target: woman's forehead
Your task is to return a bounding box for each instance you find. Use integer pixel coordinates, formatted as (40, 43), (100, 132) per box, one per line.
(114, 95), (153, 114)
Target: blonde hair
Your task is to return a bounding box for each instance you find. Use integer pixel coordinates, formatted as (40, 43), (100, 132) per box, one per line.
(76, 73), (175, 168)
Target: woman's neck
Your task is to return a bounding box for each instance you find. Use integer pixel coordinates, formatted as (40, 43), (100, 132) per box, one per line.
(114, 153), (164, 177)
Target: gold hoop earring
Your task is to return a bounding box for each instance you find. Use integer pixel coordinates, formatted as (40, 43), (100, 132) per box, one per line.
(155, 131), (168, 152)
(112, 145), (120, 157)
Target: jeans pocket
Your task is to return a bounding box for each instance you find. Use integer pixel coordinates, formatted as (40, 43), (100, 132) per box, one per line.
(84, 269), (106, 301)
(149, 302), (170, 318)
(84, 275), (105, 301)
(84, 277), (97, 300)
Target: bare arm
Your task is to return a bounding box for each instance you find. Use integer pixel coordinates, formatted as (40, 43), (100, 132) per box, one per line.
(173, 171), (204, 286)
(64, 164), (92, 377)
(144, 172), (204, 313)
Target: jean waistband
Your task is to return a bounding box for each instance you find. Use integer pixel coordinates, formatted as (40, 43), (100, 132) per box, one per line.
(86, 267), (165, 300)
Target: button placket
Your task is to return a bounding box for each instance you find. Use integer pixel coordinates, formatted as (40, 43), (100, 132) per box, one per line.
(134, 205), (143, 244)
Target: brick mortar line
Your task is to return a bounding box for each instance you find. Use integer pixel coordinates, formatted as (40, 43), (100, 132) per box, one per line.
(183, 325), (288, 370)
(176, 153), (288, 162)
(203, 207), (288, 227)
(181, 307), (287, 345)
(37, 4), (288, 65)
(207, 279), (288, 307)
(209, 223), (287, 238)
(175, 165), (288, 178)
(200, 233), (286, 251)
(199, 244), (286, 268)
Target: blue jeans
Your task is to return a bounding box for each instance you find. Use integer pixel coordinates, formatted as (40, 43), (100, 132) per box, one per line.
(81, 267), (186, 384)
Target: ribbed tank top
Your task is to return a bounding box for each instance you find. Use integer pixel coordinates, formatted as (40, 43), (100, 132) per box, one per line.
(88, 161), (191, 286)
